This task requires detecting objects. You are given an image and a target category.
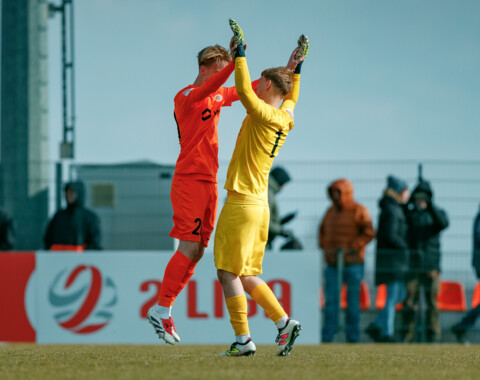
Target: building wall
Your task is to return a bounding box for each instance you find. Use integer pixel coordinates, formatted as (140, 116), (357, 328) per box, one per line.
(1, 0), (49, 249)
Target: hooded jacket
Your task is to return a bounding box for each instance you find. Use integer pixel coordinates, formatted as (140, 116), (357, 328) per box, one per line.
(473, 206), (480, 279)
(318, 179), (375, 266)
(405, 181), (449, 273)
(44, 181), (102, 251)
(375, 188), (409, 285)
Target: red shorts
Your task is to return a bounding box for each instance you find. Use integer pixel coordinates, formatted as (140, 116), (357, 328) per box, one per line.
(169, 177), (218, 247)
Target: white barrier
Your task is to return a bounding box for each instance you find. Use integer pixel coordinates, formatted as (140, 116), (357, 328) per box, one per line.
(17, 250), (321, 344)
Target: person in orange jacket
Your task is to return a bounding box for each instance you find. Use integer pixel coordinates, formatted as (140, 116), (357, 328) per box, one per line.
(319, 178), (375, 342)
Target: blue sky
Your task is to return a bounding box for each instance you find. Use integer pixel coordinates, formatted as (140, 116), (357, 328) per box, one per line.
(47, 0), (480, 164)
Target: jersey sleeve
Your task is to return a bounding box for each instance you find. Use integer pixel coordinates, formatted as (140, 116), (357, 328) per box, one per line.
(235, 57), (274, 122)
(280, 73), (300, 112)
(222, 78), (260, 107)
(188, 61), (235, 103)
(222, 86), (239, 107)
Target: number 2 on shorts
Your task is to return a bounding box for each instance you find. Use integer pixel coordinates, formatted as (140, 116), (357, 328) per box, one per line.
(192, 218), (202, 235)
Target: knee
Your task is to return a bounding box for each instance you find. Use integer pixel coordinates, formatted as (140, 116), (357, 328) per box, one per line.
(217, 269), (233, 285)
(190, 249), (204, 262)
(179, 241), (204, 262)
(239, 276), (256, 294)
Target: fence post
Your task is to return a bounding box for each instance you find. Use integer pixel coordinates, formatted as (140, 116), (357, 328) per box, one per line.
(55, 161), (63, 211)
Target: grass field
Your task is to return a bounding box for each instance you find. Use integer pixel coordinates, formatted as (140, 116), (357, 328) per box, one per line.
(1, 344), (480, 380)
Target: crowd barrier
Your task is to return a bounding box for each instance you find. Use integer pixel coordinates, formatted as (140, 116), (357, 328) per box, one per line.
(0, 251), (320, 344)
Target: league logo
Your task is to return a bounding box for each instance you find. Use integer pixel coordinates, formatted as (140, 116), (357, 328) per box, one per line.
(49, 265), (117, 334)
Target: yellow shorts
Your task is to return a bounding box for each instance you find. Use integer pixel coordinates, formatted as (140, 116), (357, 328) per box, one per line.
(214, 192), (269, 276)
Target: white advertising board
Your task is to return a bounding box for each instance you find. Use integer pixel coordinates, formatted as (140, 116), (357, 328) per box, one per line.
(26, 251), (320, 344)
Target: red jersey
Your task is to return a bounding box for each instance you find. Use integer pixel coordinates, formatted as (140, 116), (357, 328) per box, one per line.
(173, 61), (238, 183)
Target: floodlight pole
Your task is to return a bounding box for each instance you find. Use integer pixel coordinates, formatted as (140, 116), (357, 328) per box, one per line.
(49, 0), (76, 160)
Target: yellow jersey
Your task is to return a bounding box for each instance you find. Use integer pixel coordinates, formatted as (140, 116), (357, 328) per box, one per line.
(224, 57), (300, 200)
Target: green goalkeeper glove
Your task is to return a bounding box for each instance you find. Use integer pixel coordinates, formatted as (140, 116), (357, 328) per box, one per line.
(229, 18), (245, 58)
(229, 18), (245, 46)
(294, 34), (309, 60)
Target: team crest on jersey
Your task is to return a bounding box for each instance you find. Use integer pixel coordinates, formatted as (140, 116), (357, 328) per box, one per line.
(285, 108), (294, 120)
(215, 94), (223, 102)
(183, 88), (194, 96)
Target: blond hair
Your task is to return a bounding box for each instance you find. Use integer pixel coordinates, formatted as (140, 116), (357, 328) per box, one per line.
(197, 45), (232, 68)
(261, 67), (293, 96)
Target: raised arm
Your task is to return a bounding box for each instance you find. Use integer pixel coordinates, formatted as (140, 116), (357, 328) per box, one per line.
(281, 40), (308, 111)
(281, 74), (300, 111)
(188, 61), (235, 103)
(234, 57), (261, 114)
(226, 19), (265, 116)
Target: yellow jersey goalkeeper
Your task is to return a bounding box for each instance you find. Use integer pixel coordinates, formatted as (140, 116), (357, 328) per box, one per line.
(214, 19), (309, 357)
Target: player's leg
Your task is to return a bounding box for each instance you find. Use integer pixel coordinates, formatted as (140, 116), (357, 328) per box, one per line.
(147, 241), (202, 344)
(241, 201), (301, 356)
(148, 179), (212, 344)
(217, 269), (256, 356)
(214, 193), (264, 356)
(242, 276), (302, 356)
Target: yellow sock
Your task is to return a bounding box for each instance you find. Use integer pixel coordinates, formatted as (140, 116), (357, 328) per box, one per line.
(225, 294), (249, 336)
(250, 282), (287, 323)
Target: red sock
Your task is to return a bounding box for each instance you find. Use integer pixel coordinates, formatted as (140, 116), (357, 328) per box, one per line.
(158, 250), (197, 307)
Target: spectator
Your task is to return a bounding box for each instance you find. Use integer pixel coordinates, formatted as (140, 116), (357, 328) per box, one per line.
(366, 175), (409, 342)
(451, 205), (480, 343)
(0, 207), (15, 250)
(402, 180), (449, 343)
(44, 181), (101, 251)
(319, 179), (375, 343)
(266, 167), (293, 249)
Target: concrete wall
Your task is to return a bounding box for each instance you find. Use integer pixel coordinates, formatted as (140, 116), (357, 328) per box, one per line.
(1, 0), (49, 249)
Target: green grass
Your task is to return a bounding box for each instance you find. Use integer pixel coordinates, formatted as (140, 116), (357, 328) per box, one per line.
(1, 344), (480, 380)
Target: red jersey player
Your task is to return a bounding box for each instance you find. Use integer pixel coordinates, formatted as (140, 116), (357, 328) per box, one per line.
(147, 44), (256, 345)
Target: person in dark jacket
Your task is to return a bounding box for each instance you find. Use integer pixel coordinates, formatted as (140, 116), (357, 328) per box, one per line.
(44, 181), (102, 251)
(451, 205), (480, 343)
(0, 207), (15, 250)
(402, 180), (449, 343)
(366, 175), (410, 342)
(266, 167), (292, 249)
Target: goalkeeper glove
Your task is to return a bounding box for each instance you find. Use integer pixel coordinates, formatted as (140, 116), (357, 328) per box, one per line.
(229, 18), (245, 58)
(295, 34), (309, 60)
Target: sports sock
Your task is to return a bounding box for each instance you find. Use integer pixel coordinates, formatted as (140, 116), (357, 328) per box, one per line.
(157, 250), (197, 308)
(276, 315), (289, 330)
(154, 305), (170, 320)
(250, 282), (287, 324)
(236, 334), (250, 344)
(225, 294), (249, 336)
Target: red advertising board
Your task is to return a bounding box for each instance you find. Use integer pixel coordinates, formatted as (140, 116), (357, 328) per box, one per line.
(0, 252), (36, 342)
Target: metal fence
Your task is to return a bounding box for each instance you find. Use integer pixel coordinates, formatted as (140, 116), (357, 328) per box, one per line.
(217, 159), (479, 343)
(1, 159), (479, 342)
